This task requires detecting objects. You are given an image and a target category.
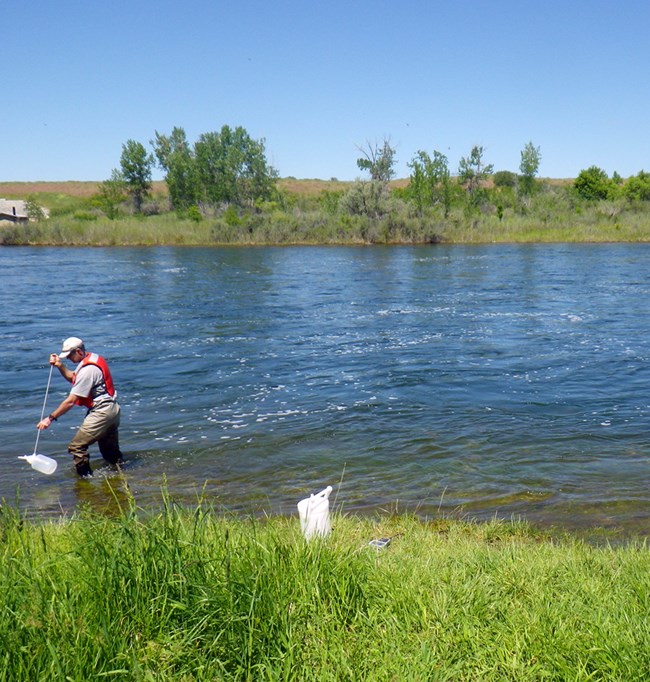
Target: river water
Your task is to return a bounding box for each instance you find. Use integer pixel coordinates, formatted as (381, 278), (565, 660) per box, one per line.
(1, 245), (649, 536)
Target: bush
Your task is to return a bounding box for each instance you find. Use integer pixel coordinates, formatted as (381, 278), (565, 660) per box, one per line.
(493, 170), (517, 188)
(73, 210), (98, 221)
(186, 205), (202, 222)
(623, 171), (650, 202)
(223, 205), (242, 226)
(25, 196), (46, 220)
(574, 166), (616, 200)
(339, 181), (390, 219)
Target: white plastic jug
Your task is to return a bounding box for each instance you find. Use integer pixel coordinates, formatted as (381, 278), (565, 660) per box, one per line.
(297, 486), (333, 540)
(19, 454), (58, 475)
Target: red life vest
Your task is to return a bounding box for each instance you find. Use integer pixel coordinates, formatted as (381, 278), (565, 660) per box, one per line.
(72, 352), (116, 408)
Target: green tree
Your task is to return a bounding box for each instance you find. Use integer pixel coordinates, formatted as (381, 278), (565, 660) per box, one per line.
(96, 170), (126, 219)
(574, 166), (614, 200)
(519, 141), (541, 196)
(193, 125), (277, 207)
(407, 150), (451, 216)
(119, 140), (153, 212)
(458, 145), (493, 206)
(152, 127), (199, 212)
(623, 171), (650, 201)
(24, 195), (46, 221)
(356, 138), (396, 182)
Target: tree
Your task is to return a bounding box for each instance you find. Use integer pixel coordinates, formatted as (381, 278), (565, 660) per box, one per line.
(458, 145), (493, 205)
(519, 141), (541, 196)
(193, 125), (277, 207)
(119, 140), (153, 213)
(152, 124), (278, 211)
(96, 170), (126, 219)
(574, 166), (614, 200)
(623, 171), (650, 202)
(407, 150), (451, 216)
(152, 127), (199, 212)
(24, 195), (46, 221)
(356, 138), (396, 182)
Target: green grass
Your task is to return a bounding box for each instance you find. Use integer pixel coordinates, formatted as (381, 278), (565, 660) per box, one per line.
(2, 181), (650, 245)
(0, 214), (217, 246)
(1, 492), (649, 681)
(2, 203), (649, 246)
(3, 211), (649, 247)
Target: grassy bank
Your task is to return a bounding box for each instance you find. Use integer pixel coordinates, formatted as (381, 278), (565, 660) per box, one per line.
(2, 179), (650, 245)
(3, 208), (650, 247)
(1, 494), (649, 681)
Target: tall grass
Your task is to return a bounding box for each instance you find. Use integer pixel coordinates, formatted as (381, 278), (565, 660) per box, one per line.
(3, 211), (649, 247)
(3, 177), (650, 246)
(2, 183), (650, 246)
(1, 494), (648, 681)
(0, 214), (216, 246)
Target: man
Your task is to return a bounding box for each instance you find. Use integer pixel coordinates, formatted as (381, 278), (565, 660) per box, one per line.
(37, 337), (124, 478)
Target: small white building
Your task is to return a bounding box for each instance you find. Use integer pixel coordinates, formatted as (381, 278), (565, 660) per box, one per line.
(0, 199), (48, 223)
(0, 199), (29, 223)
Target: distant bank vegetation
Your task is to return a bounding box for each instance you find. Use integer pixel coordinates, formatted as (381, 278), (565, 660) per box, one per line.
(2, 126), (650, 245)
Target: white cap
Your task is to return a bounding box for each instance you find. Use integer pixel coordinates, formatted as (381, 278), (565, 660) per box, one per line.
(60, 337), (84, 359)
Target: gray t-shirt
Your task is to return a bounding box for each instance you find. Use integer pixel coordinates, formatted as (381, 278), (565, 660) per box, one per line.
(71, 364), (111, 403)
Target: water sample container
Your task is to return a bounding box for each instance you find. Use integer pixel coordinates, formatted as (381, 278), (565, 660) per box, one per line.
(19, 454), (58, 475)
(297, 486), (333, 540)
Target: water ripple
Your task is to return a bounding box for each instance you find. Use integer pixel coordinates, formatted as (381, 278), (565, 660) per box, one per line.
(2, 244), (650, 536)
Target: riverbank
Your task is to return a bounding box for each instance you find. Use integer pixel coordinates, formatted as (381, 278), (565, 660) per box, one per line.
(1, 494), (648, 681)
(2, 179), (649, 246)
(3, 210), (650, 247)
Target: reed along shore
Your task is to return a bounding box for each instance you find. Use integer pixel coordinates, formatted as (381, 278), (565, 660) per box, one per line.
(1, 493), (649, 681)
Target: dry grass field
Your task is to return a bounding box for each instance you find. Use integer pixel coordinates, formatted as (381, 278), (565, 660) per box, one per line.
(0, 178), (415, 200)
(0, 180), (163, 198)
(277, 177), (410, 193)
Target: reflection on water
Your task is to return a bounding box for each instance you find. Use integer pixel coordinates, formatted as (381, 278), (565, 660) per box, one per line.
(2, 244), (650, 538)
(71, 473), (133, 517)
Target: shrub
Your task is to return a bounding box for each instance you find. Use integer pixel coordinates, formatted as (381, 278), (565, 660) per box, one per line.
(339, 181), (390, 219)
(493, 170), (517, 188)
(574, 166), (616, 200)
(623, 171), (650, 202)
(186, 205), (202, 222)
(73, 210), (98, 221)
(223, 205), (242, 226)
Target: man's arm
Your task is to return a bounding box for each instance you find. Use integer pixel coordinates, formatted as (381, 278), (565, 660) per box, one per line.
(50, 353), (74, 383)
(37, 393), (78, 430)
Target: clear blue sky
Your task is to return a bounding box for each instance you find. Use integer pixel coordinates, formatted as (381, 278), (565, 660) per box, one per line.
(3, 0), (649, 182)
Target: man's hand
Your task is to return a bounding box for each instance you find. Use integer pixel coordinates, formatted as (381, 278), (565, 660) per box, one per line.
(37, 416), (53, 431)
(49, 353), (61, 367)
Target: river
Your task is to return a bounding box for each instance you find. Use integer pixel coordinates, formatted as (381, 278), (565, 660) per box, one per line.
(1, 244), (649, 537)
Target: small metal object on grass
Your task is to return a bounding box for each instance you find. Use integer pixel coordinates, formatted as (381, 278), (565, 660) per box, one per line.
(368, 537), (392, 549)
